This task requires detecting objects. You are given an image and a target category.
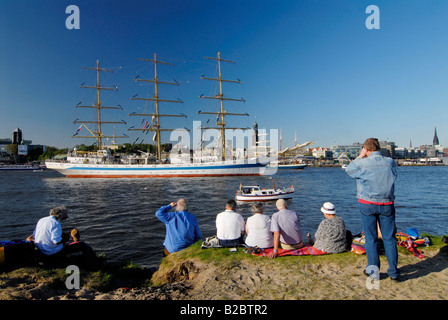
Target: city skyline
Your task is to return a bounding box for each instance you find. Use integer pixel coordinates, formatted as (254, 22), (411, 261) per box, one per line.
(1, 123), (442, 152)
(1, 1), (447, 149)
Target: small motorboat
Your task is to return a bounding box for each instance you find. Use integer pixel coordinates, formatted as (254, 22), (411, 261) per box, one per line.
(235, 179), (294, 202)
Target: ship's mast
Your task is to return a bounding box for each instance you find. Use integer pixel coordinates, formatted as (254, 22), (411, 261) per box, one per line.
(128, 54), (186, 161)
(199, 52), (249, 161)
(73, 60), (127, 150)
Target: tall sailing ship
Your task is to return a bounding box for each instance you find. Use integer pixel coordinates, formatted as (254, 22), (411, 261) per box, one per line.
(45, 54), (266, 178)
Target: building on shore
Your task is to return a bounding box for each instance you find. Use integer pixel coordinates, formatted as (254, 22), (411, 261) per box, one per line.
(0, 128), (45, 164)
(329, 140), (398, 159)
(310, 147), (332, 158)
(330, 143), (363, 159)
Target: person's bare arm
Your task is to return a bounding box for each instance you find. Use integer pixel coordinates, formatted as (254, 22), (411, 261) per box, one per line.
(268, 231), (280, 258)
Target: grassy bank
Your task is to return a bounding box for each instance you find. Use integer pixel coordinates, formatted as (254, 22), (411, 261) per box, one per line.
(151, 235), (448, 300)
(1, 235), (447, 300)
(157, 234), (447, 276)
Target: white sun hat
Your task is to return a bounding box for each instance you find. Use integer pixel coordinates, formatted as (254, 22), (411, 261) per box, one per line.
(321, 202), (336, 214)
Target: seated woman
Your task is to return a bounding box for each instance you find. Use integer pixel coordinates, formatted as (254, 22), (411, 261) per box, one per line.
(245, 202), (274, 249)
(307, 202), (347, 254)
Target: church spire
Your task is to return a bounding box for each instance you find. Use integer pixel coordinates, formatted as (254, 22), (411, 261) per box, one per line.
(433, 126), (439, 146)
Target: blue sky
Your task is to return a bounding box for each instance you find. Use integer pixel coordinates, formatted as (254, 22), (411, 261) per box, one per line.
(1, 0), (447, 149)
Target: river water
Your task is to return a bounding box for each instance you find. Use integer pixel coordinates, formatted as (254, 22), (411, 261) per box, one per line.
(1, 166), (447, 268)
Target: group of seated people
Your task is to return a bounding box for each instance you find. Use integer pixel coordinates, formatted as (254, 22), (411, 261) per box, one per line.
(216, 199), (347, 258)
(24, 199), (346, 266)
(155, 198), (348, 259)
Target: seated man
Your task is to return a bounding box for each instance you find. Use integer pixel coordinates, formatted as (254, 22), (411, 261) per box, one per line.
(155, 198), (202, 255)
(216, 199), (245, 247)
(28, 206), (70, 258)
(269, 199), (304, 258)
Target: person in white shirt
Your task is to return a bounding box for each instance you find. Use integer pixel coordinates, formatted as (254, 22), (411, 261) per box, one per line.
(245, 202), (274, 249)
(27, 206), (69, 256)
(216, 199), (245, 247)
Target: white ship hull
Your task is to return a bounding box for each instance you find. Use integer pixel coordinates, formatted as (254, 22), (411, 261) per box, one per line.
(45, 160), (265, 178)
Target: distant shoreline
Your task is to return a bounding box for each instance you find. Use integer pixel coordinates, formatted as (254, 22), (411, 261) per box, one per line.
(305, 163), (446, 167)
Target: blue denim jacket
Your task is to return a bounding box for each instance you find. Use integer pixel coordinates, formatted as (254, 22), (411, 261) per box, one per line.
(345, 151), (397, 203)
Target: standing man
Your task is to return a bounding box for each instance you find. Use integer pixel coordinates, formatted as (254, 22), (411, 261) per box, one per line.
(216, 199), (245, 247)
(268, 199), (304, 258)
(346, 138), (399, 281)
(155, 198), (202, 255)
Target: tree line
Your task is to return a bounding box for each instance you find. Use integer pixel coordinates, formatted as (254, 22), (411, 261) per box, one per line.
(36, 143), (172, 161)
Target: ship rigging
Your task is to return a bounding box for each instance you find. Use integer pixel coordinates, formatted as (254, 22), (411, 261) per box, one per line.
(73, 60), (128, 149)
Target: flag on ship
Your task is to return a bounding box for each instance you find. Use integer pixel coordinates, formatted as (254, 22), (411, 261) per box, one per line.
(73, 125), (82, 136)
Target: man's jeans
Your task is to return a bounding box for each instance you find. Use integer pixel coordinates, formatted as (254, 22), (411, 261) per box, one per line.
(360, 203), (399, 278)
(219, 236), (244, 247)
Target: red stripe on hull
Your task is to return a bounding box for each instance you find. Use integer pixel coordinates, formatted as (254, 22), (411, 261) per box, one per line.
(65, 173), (262, 178)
